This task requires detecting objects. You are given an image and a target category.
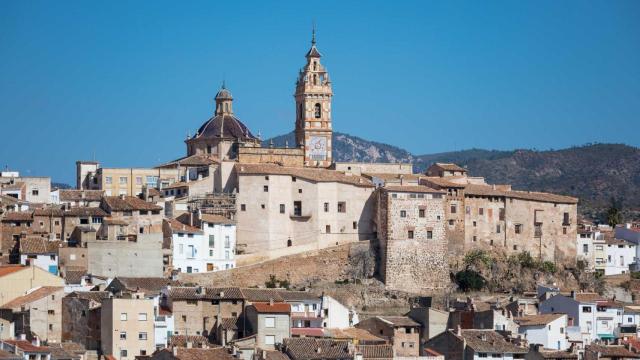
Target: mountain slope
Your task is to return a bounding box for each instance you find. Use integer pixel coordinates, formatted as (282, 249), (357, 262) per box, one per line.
(264, 133), (640, 211)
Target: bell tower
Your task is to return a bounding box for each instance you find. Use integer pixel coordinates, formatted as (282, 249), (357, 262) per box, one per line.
(294, 28), (333, 167)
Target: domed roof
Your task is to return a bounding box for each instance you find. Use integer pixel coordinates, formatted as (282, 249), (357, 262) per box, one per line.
(194, 114), (258, 141)
(215, 87), (233, 100)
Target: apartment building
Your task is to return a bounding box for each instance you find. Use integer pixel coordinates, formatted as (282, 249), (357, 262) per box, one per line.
(100, 294), (155, 359)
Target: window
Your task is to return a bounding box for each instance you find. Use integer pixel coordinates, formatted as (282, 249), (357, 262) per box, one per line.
(450, 205), (457, 214)
(225, 236), (230, 248)
(419, 209), (425, 218)
(473, 221), (477, 227)
(265, 176), (269, 180)
(119, 176), (127, 185)
(563, 227), (567, 235)
(515, 224), (522, 234)
(92, 217), (102, 224)
(209, 235), (215, 248)
(261, 204), (265, 209)
(32, 189), (39, 196)
(120, 350), (127, 358)
(449, 220), (454, 226)
(338, 202), (346, 213)
(265, 316), (276, 328)
(473, 236), (477, 242)
(496, 225), (500, 233)
(400, 210), (407, 218)
(105, 176), (112, 185)
(294, 201), (302, 216)
(408, 230), (414, 239)
(427, 231), (433, 239)
(121, 313), (128, 321)
(80, 218), (89, 225)
(353, 221), (357, 230)
(298, 189), (302, 193)
(582, 306), (592, 313)
(563, 212), (570, 225)
(280, 204), (285, 214)
(314, 103), (321, 118)
(292, 176), (296, 182)
(265, 335), (275, 345)
(241, 204), (246, 211)
(120, 332), (127, 340)
(326, 225), (331, 233)
(479, 208), (484, 215)
(138, 332), (147, 340)
(478, 354), (487, 358)
(140, 350), (147, 356)
(138, 313), (147, 321)
(263, 185), (269, 192)
(136, 176), (142, 185)
(48, 310), (55, 315)
(324, 203), (329, 212)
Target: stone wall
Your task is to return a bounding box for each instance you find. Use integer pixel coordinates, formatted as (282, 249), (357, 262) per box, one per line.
(238, 147), (304, 167)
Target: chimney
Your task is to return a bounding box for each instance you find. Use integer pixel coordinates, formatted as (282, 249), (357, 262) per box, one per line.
(19, 333), (27, 341)
(172, 347), (178, 356)
(456, 325), (462, 336)
(571, 291), (576, 300)
(262, 350), (267, 359)
(32, 336), (40, 347)
(269, 298), (274, 306)
(186, 341), (193, 349)
(119, 194), (126, 200)
(220, 291), (225, 298)
(317, 347), (322, 354)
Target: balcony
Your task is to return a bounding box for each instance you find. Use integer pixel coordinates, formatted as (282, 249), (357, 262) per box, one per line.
(290, 212), (312, 221)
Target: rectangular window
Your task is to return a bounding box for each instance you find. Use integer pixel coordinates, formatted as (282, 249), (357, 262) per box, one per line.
(120, 332), (127, 340)
(136, 176), (142, 185)
(400, 210), (407, 218)
(121, 313), (128, 321)
(32, 189), (39, 196)
(515, 224), (522, 234)
(138, 313), (147, 321)
(138, 332), (147, 340)
(324, 202), (329, 212)
(427, 231), (433, 239)
(209, 235), (215, 248)
(265, 335), (275, 345)
(353, 221), (357, 230)
(263, 185), (269, 192)
(450, 205), (457, 214)
(499, 208), (505, 221)
(419, 209), (425, 218)
(583, 244), (588, 253)
(265, 316), (276, 328)
(119, 176), (128, 185)
(225, 236), (230, 248)
(582, 306), (592, 313)
(294, 201), (302, 216)
(241, 204), (246, 211)
(105, 176), (112, 185)
(408, 230), (414, 239)
(479, 208), (484, 215)
(563, 212), (570, 225)
(280, 204), (285, 214)
(225, 250), (230, 260)
(120, 350), (127, 358)
(337, 202), (346, 213)
(326, 225), (331, 233)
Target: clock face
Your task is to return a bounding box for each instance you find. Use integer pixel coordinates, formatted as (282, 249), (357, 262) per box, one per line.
(308, 136), (327, 160)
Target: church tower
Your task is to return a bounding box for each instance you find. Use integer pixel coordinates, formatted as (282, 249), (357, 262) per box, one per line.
(294, 29), (333, 167)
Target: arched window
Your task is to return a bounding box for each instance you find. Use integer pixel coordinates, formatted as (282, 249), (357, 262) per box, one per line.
(224, 103), (229, 112)
(287, 239), (292, 247)
(313, 74), (317, 85)
(299, 103), (303, 119)
(313, 61), (317, 71)
(314, 103), (321, 118)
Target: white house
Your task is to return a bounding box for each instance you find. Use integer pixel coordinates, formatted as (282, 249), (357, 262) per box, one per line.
(539, 292), (606, 343)
(19, 237), (59, 275)
(321, 294), (359, 329)
(515, 313), (568, 350)
(168, 214), (236, 274)
(604, 238), (636, 275)
(615, 224), (640, 271)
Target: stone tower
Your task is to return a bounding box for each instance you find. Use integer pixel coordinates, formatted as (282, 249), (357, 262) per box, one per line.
(294, 29), (333, 167)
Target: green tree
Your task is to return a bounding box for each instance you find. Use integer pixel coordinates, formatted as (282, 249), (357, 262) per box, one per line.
(606, 197), (623, 227)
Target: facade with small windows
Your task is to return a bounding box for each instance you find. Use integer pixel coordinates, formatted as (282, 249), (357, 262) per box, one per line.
(234, 163), (375, 257)
(374, 186), (450, 292)
(355, 316), (421, 357)
(603, 238), (635, 275)
(100, 295), (155, 360)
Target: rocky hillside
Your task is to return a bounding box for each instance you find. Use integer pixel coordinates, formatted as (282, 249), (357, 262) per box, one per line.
(264, 133), (640, 215)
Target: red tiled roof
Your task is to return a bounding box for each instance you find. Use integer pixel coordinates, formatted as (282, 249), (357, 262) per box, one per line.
(0, 265), (26, 278)
(1, 211), (33, 222)
(291, 328), (324, 337)
(251, 302), (291, 314)
(102, 196), (162, 212)
(236, 163), (374, 187)
(165, 218), (202, 234)
(0, 286), (63, 310)
(200, 214), (235, 225)
(382, 185), (445, 194)
(2, 340), (50, 353)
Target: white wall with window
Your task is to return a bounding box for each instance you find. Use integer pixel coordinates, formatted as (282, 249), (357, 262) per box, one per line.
(604, 239), (636, 275)
(171, 217), (236, 273)
(201, 217), (236, 271)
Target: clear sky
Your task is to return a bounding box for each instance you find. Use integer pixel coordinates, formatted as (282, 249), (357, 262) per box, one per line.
(1, 0), (639, 184)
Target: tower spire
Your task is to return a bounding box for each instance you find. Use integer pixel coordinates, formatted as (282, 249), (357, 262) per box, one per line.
(311, 22), (316, 45)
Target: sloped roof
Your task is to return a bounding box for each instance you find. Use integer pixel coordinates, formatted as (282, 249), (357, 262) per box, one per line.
(64, 268), (87, 285)
(1, 211), (33, 221)
(0, 349), (21, 360)
(356, 345), (393, 359)
(323, 328), (384, 342)
(377, 316), (420, 327)
(1, 340), (50, 353)
(168, 335), (214, 348)
(431, 163), (467, 172)
(240, 288), (285, 302)
(457, 330), (526, 354)
(515, 313), (565, 326)
(102, 196), (162, 211)
(59, 190), (104, 202)
(170, 347), (236, 360)
(220, 317), (239, 330)
(169, 287), (245, 300)
(284, 338), (351, 360)
(64, 207), (108, 217)
(0, 265), (27, 278)
(0, 286), (64, 310)
(156, 154), (219, 169)
(19, 238), (60, 255)
(382, 185), (444, 194)
(585, 344), (640, 358)
(33, 208), (65, 217)
(109, 277), (181, 295)
(251, 302), (291, 314)
(200, 214), (235, 225)
(236, 164), (374, 187)
(165, 218), (202, 234)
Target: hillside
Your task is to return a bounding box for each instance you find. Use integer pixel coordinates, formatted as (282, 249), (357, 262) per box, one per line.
(264, 133), (640, 216)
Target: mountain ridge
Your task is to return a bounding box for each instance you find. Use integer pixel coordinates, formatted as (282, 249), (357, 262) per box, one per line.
(265, 132), (640, 214)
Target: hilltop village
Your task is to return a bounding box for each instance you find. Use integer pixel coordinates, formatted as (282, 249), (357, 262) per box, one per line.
(2, 33), (640, 360)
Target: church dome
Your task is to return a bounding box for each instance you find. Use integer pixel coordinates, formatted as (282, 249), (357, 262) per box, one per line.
(194, 114), (257, 141)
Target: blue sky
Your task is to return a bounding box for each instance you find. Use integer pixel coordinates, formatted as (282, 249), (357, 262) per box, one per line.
(1, 0), (639, 184)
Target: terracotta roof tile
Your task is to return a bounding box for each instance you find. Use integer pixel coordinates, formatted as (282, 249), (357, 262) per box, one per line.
(0, 265), (27, 278)
(377, 316), (420, 327)
(283, 338), (351, 360)
(323, 328), (384, 342)
(382, 185), (444, 194)
(169, 287), (244, 300)
(63, 207), (108, 217)
(64, 269), (87, 285)
(515, 313), (565, 326)
(168, 335), (214, 348)
(0, 286), (64, 310)
(585, 344), (640, 358)
(165, 219), (202, 234)
(457, 330), (527, 354)
(108, 277), (181, 295)
(219, 317), (239, 330)
(0, 349), (21, 360)
(236, 164), (374, 187)
(1, 340), (50, 353)
(431, 163), (467, 172)
(251, 302), (291, 314)
(200, 214), (235, 225)
(33, 208), (65, 217)
(1, 211), (33, 222)
(171, 347), (236, 360)
(20, 238), (60, 255)
(102, 196), (162, 212)
(356, 345), (393, 359)
(59, 190), (104, 202)
(156, 154), (219, 169)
